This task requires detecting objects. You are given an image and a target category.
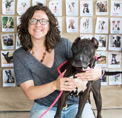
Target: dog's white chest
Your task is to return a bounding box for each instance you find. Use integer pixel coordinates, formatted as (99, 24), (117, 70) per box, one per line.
(70, 76), (88, 95)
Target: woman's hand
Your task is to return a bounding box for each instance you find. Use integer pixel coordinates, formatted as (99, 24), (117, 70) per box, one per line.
(75, 66), (102, 81)
(54, 71), (77, 91)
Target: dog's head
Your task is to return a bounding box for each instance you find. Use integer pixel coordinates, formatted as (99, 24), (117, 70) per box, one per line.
(71, 37), (99, 69)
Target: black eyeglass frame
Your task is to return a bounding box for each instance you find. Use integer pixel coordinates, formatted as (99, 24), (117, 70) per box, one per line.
(29, 18), (49, 25)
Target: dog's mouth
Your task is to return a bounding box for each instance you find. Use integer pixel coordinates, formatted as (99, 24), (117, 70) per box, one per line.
(71, 61), (90, 70)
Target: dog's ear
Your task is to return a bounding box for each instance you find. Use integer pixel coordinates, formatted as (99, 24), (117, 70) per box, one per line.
(91, 37), (99, 49)
(72, 37), (81, 45)
(71, 37), (81, 50)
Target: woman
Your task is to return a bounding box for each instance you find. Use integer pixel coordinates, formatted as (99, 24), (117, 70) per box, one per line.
(13, 3), (102, 118)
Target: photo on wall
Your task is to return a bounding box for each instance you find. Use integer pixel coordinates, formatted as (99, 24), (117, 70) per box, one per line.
(56, 17), (62, 34)
(95, 35), (107, 50)
(66, 0), (78, 16)
(80, 17), (93, 33)
(2, 0), (15, 15)
(2, 16), (14, 32)
(2, 69), (16, 87)
(95, 17), (109, 33)
(17, 16), (21, 26)
(49, 0), (62, 16)
(1, 33), (14, 50)
(109, 35), (122, 51)
(96, 51), (107, 67)
(108, 52), (121, 68)
(96, 0), (108, 15)
(108, 69), (122, 85)
(1, 51), (14, 67)
(66, 16), (78, 33)
(80, 1), (93, 16)
(16, 34), (21, 49)
(101, 68), (108, 86)
(17, 0), (30, 15)
(110, 18), (122, 34)
(111, 1), (122, 16)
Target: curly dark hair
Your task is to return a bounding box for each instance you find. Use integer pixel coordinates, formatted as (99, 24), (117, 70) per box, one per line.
(17, 3), (61, 52)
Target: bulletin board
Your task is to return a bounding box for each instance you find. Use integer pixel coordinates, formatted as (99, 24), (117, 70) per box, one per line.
(0, 0), (122, 112)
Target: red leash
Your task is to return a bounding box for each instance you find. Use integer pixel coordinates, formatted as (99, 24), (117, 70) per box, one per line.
(39, 61), (67, 118)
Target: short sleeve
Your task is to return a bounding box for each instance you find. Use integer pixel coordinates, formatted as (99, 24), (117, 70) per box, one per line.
(13, 53), (33, 86)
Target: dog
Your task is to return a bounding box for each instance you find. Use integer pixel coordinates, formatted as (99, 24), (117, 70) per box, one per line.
(111, 54), (120, 65)
(68, 2), (75, 13)
(68, 19), (75, 29)
(50, 2), (60, 13)
(5, 70), (14, 83)
(98, 21), (105, 30)
(3, 35), (13, 46)
(83, 19), (89, 29)
(21, 2), (27, 8)
(83, 3), (89, 13)
(113, 36), (121, 47)
(54, 37), (102, 118)
(114, 3), (120, 11)
(99, 36), (106, 47)
(5, 0), (12, 11)
(2, 52), (13, 63)
(96, 2), (107, 12)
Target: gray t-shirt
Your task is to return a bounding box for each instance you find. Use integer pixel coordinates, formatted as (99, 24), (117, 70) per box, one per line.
(13, 37), (78, 106)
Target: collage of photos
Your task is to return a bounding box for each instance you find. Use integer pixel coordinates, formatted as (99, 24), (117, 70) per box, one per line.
(0, 0), (122, 88)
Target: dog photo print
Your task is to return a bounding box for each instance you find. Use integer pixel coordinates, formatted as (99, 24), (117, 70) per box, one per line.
(66, 0), (78, 16)
(96, 51), (107, 67)
(108, 69), (122, 85)
(96, 0), (108, 15)
(56, 17), (62, 34)
(100, 68), (108, 86)
(2, 69), (16, 87)
(49, 0), (62, 16)
(17, 0), (30, 15)
(66, 17), (78, 33)
(109, 35), (122, 51)
(2, 16), (14, 32)
(80, 1), (93, 16)
(110, 18), (122, 34)
(95, 17), (109, 33)
(108, 52), (121, 68)
(80, 17), (93, 33)
(32, 0), (46, 6)
(111, 1), (122, 16)
(16, 34), (21, 49)
(1, 33), (14, 50)
(1, 51), (14, 67)
(2, 0), (15, 15)
(95, 35), (107, 50)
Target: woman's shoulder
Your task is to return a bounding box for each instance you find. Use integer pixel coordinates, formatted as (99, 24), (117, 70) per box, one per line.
(58, 37), (72, 46)
(13, 47), (29, 58)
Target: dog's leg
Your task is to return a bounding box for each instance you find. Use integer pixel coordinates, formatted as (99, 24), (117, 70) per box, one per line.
(92, 79), (102, 118)
(54, 91), (69, 118)
(76, 83), (92, 118)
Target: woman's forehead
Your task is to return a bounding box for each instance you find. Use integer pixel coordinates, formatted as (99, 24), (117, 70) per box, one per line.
(32, 10), (48, 19)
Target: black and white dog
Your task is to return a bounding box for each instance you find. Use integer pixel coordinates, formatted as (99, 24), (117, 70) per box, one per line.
(54, 37), (102, 118)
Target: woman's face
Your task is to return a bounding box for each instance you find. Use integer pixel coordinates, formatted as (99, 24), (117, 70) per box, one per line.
(28, 10), (49, 41)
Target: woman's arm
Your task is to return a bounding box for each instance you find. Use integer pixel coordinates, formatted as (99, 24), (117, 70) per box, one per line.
(75, 66), (102, 81)
(20, 71), (77, 100)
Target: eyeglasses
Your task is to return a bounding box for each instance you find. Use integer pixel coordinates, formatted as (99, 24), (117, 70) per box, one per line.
(29, 18), (49, 25)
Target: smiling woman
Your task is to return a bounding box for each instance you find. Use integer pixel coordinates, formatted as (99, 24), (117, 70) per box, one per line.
(13, 3), (101, 118)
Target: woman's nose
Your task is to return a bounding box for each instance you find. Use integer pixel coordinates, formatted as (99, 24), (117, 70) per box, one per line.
(36, 21), (41, 26)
